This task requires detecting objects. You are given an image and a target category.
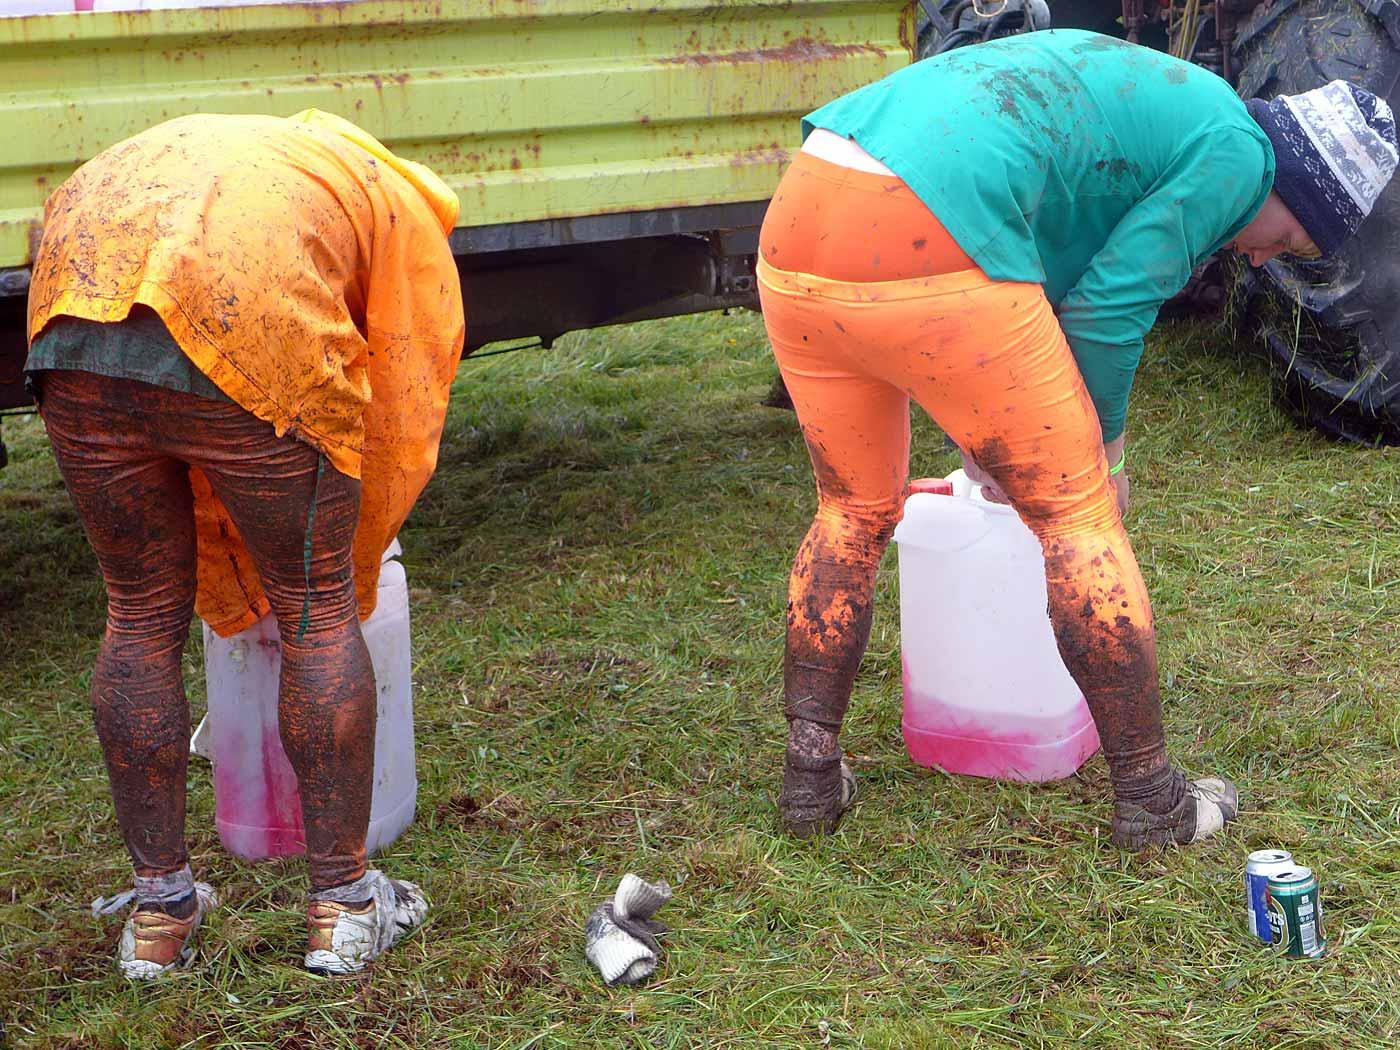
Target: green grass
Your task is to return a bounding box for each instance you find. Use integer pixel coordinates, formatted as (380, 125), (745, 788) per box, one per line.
(1, 311), (1397, 1049)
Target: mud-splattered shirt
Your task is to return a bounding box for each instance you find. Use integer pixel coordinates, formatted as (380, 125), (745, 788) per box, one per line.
(26, 111), (465, 635)
(804, 29), (1275, 441)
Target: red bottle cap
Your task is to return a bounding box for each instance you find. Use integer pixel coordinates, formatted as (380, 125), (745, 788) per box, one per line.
(909, 478), (954, 496)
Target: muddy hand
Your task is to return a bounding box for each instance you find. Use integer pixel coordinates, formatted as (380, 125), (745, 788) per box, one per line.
(957, 447), (1010, 504)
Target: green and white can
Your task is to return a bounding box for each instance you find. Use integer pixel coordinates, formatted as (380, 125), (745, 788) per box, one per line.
(1266, 866), (1326, 959)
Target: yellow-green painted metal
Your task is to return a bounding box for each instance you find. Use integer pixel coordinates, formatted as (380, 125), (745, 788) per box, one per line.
(0, 0), (915, 269)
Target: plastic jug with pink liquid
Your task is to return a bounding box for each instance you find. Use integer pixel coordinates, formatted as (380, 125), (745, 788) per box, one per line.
(201, 543), (416, 860)
(891, 470), (1100, 781)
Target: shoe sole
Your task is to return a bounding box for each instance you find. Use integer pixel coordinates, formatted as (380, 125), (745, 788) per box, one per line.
(304, 949), (366, 975)
(118, 943), (196, 980)
(781, 815), (841, 839)
(302, 914), (427, 975)
(1111, 780), (1241, 849)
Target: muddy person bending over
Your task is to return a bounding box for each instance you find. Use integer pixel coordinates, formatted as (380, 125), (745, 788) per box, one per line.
(26, 112), (464, 976)
(760, 30), (1397, 846)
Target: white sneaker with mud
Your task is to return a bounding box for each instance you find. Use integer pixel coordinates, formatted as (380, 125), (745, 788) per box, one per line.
(113, 883), (218, 980)
(304, 870), (428, 975)
(1111, 777), (1240, 848)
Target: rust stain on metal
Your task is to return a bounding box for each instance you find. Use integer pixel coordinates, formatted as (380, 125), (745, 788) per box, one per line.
(897, 11), (914, 60)
(439, 138), (542, 175)
(302, 65), (407, 92)
(26, 219), (45, 266)
(296, 0), (447, 24)
(731, 142), (790, 168)
(657, 37), (886, 66)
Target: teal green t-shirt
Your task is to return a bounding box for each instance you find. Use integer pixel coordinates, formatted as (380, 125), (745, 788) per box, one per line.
(803, 29), (1275, 441)
(27, 306), (230, 403)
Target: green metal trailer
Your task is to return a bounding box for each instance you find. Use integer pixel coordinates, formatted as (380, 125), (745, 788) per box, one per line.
(0, 0), (915, 412)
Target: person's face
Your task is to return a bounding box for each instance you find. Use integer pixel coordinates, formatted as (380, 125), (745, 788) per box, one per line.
(1229, 191), (1320, 267)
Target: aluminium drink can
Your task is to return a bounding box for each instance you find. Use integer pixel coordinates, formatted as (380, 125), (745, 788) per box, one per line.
(1245, 849), (1293, 944)
(1266, 866), (1326, 958)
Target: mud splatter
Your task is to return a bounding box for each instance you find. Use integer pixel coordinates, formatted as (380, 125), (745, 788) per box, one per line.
(1041, 537), (1167, 785)
(41, 370), (374, 891)
(783, 507), (898, 732)
(655, 38), (883, 67)
(1094, 157), (1143, 183)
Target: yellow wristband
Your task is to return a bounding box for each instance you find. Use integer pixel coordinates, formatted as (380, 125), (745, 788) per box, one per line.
(1109, 452), (1126, 476)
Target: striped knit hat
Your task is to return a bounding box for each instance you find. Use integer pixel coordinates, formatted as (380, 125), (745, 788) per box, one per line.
(1247, 81), (1399, 257)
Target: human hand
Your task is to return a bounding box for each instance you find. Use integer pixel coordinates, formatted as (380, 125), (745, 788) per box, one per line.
(958, 447), (1010, 504)
(1105, 434), (1129, 516)
(959, 439), (1130, 514)
(1111, 467), (1130, 516)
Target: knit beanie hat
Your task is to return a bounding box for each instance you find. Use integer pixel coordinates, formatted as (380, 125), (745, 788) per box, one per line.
(1246, 81), (1399, 257)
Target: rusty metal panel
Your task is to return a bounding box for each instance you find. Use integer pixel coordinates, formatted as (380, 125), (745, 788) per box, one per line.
(0, 0), (916, 269)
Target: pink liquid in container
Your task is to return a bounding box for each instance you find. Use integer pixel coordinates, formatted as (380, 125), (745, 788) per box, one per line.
(892, 471), (1100, 781)
(201, 543), (416, 860)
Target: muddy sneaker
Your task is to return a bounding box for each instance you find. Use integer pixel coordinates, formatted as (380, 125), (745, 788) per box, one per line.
(779, 750), (857, 839)
(106, 883), (218, 980)
(1111, 776), (1240, 849)
(304, 870), (428, 975)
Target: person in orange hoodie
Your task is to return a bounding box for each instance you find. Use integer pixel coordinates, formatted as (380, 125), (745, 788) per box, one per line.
(25, 110), (465, 978)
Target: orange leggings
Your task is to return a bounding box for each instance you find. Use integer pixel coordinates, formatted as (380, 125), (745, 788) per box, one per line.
(759, 152), (1167, 786)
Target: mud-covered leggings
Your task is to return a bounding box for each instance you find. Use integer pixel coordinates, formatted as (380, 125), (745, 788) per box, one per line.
(758, 152), (1174, 801)
(38, 370), (373, 891)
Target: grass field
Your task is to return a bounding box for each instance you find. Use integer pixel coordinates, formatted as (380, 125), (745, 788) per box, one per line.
(1, 310), (1397, 1049)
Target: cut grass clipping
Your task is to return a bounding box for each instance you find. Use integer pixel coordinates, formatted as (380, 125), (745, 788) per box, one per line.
(1, 312), (1397, 1049)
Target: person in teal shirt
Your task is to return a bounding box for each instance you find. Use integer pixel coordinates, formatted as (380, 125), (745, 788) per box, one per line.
(758, 30), (1396, 847)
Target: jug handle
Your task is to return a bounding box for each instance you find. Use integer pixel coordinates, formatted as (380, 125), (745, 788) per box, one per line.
(895, 488), (992, 552)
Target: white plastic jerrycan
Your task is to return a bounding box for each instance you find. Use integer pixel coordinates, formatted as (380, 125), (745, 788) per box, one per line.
(201, 542), (417, 860)
(892, 470), (1100, 781)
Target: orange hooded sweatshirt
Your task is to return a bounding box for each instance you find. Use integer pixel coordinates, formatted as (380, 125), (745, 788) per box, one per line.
(27, 110), (465, 636)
